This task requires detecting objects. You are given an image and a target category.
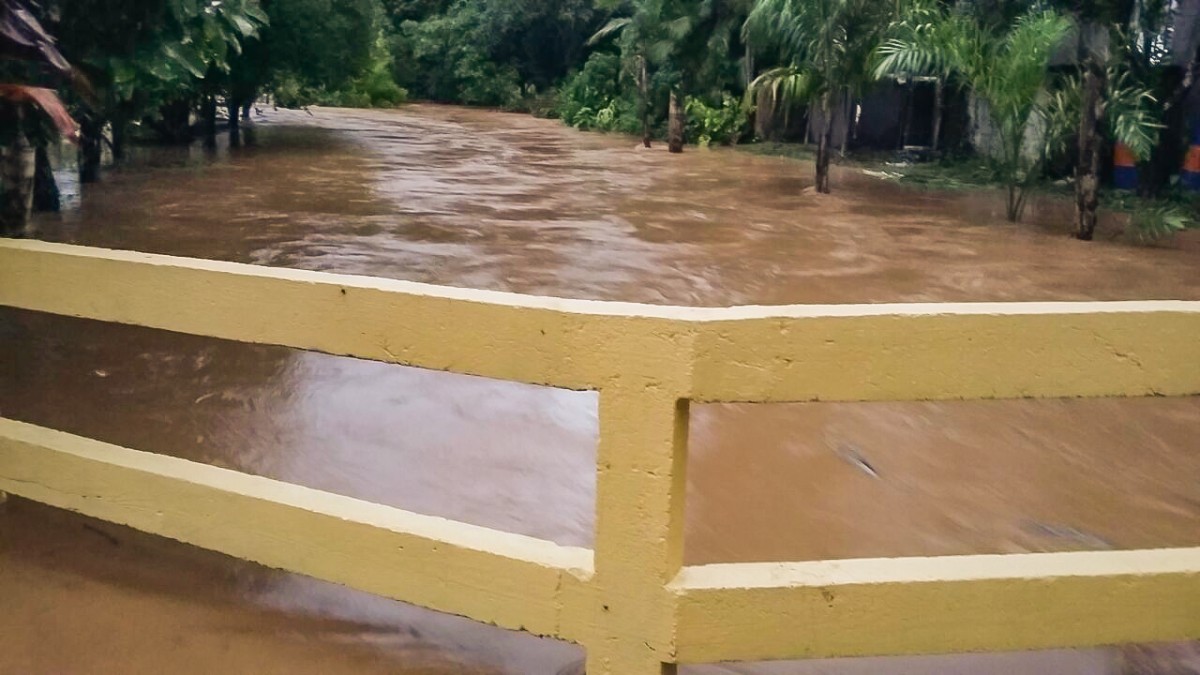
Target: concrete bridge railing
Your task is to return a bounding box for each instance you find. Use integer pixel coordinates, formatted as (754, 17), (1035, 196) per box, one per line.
(1, 239), (1198, 674)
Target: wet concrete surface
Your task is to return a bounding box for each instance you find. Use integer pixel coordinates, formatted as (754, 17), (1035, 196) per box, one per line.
(2, 105), (1198, 673)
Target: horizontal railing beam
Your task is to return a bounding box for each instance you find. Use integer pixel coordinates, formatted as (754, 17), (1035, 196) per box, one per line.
(670, 550), (1200, 663)
(4, 241), (1199, 404)
(0, 240), (695, 392)
(690, 307), (1200, 402)
(0, 418), (593, 641)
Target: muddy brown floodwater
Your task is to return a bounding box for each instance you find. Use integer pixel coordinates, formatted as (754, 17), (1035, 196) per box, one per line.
(2, 105), (1198, 674)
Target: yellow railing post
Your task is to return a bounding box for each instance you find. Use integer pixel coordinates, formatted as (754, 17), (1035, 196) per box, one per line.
(585, 386), (690, 675)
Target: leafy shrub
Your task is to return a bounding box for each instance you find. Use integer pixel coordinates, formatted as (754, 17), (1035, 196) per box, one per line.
(354, 61), (409, 106)
(454, 51), (522, 107)
(272, 73), (318, 108)
(1128, 202), (1197, 244)
(684, 93), (750, 147)
(522, 89), (560, 118)
(557, 53), (640, 134)
(557, 53), (621, 121)
(273, 36), (407, 109)
(390, 11), (521, 108)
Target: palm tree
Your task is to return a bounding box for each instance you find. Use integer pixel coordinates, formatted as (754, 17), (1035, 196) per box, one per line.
(1054, 0), (1171, 240)
(744, 0), (895, 194)
(590, 0), (698, 150)
(875, 6), (1074, 221)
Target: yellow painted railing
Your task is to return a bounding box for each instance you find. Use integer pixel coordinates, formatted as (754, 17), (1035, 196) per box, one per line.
(1, 239), (1198, 674)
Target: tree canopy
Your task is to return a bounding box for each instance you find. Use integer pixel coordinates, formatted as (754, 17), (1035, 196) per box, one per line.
(1, 0), (1195, 239)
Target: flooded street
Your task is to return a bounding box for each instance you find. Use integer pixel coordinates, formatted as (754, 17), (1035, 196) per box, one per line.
(2, 105), (1198, 673)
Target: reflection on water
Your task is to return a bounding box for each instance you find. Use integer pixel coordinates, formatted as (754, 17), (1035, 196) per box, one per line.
(3, 105), (1198, 673)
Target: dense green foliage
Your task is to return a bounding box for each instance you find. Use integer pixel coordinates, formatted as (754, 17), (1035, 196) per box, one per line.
(685, 93), (751, 146)
(386, 0), (600, 107)
(557, 52), (640, 132)
(48, 0), (267, 131)
(745, 0), (899, 191)
(264, 0), (401, 107)
(3, 0), (1197, 239)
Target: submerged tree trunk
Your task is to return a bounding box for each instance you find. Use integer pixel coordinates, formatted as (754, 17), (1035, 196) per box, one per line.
(638, 57), (651, 149)
(815, 92), (833, 194)
(204, 96), (218, 149)
(33, 144), (59, 212)
(1, 107), (35, 235)
(111, 115), (128, 164)
(158, 99), (193, 144)
(668, 90), (684, 153)
(79, 116), (103, 184)
(1075, 56), (1106, 241)
(228, 100), (241, 147)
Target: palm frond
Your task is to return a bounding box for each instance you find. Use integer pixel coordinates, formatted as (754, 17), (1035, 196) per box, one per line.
(747, 64), (821, 109)
(588, 17), (632, 46)
(665, 15), (693, 42)
(874, 36), (948, 79)
(1106, 69), (1162, 160)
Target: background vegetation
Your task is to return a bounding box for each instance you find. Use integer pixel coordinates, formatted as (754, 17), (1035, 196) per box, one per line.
(2, 0), (1198, 239)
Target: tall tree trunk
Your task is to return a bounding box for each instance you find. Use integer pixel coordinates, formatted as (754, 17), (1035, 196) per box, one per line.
(79, 116), (103, 184)
(931, 79), (944, 152)
(754, 87), (774, 141)
(228, 100), (241, 147)
(668, 90), (684, 153)
(1004, 132), (1026, 222)
(1, 107), (35, 235)
(204, 95), (218, 149)
(33, 144), (59, 212)
(158, 100), (192, 143)
(1006, 184), (1021, 222)
(638, 57), (651, 149)
(1075, 55), (1106, 241)
(815, 92), (833, 194)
